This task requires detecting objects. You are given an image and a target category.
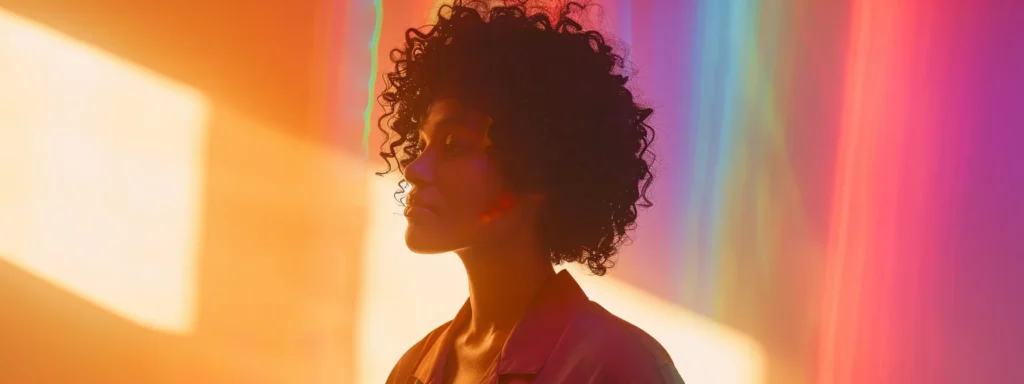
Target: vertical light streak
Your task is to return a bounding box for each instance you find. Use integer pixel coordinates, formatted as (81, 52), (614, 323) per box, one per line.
(363, 0), (385, 156)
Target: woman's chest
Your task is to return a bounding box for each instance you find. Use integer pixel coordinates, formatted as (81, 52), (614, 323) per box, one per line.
(443, 346), (500, 384)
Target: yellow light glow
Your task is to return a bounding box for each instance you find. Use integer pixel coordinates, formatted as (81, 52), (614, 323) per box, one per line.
(357, 173), (765, 384)
(568, 267), (765, 384)
(357, 173), (470, 384)
(0, 9), (208, 333)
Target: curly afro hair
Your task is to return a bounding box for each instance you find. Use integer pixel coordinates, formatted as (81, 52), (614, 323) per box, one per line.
(376, 0), (655, 276)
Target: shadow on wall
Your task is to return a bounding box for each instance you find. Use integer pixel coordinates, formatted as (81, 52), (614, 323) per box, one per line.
(0, 0), (340, 139)
(0, 258), (173, 383)
(0, 258), (334, 384)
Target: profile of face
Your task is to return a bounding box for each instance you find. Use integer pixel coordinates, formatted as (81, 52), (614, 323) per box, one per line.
(402, 98), (538, 255)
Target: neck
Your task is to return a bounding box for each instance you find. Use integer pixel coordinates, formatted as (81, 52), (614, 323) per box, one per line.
(454, 235), (554, 343)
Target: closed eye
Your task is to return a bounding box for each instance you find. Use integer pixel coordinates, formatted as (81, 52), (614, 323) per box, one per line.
(443, 133), (466, 155)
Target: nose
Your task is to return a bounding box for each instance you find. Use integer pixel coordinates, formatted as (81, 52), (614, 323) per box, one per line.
(403, 149), (434, 188)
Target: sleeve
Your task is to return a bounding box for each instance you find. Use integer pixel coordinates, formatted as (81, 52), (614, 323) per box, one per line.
(384, 321), (452, 383)
(385, 337), (428, 384)
(655, 363), (685, 384)
(385, 365), (399, 384)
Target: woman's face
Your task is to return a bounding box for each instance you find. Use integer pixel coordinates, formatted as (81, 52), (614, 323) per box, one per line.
(402, 98), (528, 254)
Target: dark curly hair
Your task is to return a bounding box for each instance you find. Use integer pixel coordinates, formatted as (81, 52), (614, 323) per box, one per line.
(376, 0), (655, 276)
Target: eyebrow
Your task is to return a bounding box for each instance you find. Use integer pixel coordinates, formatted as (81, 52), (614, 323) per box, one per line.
(418, 116), (470, 131)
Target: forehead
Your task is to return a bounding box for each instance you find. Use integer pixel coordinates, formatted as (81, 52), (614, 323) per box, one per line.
(424, 98), (464, 120)
(420, 98), (492, 134)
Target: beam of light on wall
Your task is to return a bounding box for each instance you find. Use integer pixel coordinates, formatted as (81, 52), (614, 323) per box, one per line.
(356, 172), (765, 384)
(567, 265), (765, 384)
(0, 9), (207, 333)
(357, 172), (470, 384)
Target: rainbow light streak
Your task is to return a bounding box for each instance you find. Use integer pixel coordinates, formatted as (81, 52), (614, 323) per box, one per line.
(363, 0), (385, 156)
(684, 0), (803, 321)
(819, 0), (949, 382)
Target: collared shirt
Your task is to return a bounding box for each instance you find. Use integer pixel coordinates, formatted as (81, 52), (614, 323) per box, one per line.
(386, 270), (686, 384)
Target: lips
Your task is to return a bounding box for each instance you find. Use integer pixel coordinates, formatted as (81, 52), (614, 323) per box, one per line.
(406, 193), (439, 216)
(404, 205), (436, 220)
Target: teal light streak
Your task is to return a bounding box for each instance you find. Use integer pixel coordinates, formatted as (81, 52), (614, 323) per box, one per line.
(363, 0), (384, 157)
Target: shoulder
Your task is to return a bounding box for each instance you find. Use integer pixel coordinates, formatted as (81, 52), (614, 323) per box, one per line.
(385, 321), (452, 384)
(567, 302), (675, 366)
(554, 302), (684, 383)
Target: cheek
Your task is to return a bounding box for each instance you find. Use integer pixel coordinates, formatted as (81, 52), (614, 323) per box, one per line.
(437, 156), (503, 221)
(406, 159), (499, 253)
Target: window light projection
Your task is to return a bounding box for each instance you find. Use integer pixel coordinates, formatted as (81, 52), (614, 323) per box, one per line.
(0, 9), (208, 333)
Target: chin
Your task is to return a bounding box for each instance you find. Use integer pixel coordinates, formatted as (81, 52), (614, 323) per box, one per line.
(404, 225), (455, 254)
(405, 241), (453, 254)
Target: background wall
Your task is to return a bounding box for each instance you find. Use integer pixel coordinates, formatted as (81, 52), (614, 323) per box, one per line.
(1, 1), (1022, 383)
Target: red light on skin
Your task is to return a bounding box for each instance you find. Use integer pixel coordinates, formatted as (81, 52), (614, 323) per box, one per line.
(480, 193), (516, 223)
(480, 208), (500, 223)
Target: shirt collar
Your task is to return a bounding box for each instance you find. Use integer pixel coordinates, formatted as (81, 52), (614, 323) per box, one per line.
(411, 269), (589, 383)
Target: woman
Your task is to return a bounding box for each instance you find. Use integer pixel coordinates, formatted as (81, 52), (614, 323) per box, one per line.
(377, 1), (684, 383)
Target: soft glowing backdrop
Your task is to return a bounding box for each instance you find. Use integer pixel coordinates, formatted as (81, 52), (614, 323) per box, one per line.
(0, 1), (1021, 384)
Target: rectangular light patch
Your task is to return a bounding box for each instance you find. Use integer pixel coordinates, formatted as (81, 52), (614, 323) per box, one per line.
(0, 9), (207, 333)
